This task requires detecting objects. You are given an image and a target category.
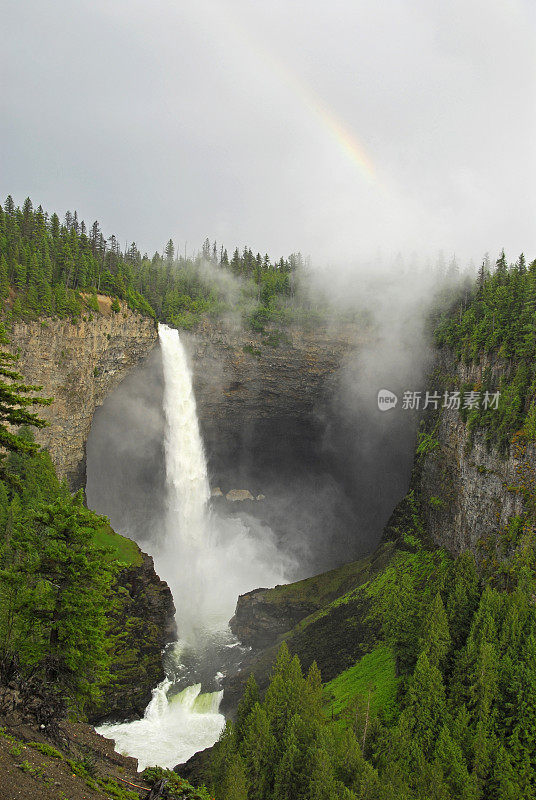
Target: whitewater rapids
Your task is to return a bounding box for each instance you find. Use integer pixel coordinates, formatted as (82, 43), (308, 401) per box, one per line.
(97, 678), (224, 771)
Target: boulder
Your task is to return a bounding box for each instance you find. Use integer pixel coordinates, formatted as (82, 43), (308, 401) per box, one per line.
(225, 489), (255, 502)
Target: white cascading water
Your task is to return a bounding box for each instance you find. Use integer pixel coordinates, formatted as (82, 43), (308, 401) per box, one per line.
(160, 322), (210, 548)
(97, 324), (290, 769)
(97, 678), (224, 771)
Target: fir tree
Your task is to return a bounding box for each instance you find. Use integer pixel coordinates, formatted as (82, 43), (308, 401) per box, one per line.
(220, 753), (248, 800)
(419, 592), (451, 669)
(235, 673), (260, 739)
(0, 325), (51, 480)
(239, 703), (276, 800)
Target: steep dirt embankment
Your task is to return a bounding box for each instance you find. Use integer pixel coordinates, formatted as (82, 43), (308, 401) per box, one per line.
(419, 351), (528, 553)
(0, 719), (150, 800)
(7, 300), (158, 489)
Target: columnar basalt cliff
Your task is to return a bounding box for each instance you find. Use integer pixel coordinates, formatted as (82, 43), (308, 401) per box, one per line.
(420, 413), (526, 554)
(420, 351), (527, 554)
(7, 301), (158, 489)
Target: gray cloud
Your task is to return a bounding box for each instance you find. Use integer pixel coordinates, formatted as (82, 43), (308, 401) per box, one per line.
(1, 0), (534, 264)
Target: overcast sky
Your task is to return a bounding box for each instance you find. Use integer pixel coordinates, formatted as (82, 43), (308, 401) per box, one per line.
(1, 0), (535, 266)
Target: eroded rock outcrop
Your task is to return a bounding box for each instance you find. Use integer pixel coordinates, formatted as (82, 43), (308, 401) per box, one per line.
(7, 303), (158, 489)
(229, 586), (318, 650)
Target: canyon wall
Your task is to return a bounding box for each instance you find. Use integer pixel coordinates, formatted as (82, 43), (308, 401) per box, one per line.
(7, 302), (158, 489)
(8, 308), (358, 493)
(187, 318), (358, 427)
(185, 318), (360, 489)
(420, 351), (528, 553)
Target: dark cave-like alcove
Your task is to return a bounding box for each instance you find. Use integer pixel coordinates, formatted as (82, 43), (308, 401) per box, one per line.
(86, 341), (417, 579)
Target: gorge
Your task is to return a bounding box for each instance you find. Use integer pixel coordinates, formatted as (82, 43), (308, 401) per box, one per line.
(4, 285), (531, 787)
(95, 324), (290, 768)
(91, 322), (359, 768)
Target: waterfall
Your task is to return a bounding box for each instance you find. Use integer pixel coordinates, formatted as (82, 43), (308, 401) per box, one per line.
(96, 325), (226, 767)
(97, 323), (291, 770)
(159, 324), (210, 546)
(155, 323), (290, 643)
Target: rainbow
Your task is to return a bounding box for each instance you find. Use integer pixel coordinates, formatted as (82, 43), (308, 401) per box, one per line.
(281, 73), (378, 184)
(198, 1), (378, 185)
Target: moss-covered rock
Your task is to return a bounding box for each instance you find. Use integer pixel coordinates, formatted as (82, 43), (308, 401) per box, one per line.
(221, 542), (395, 713)
(89, 553), (176, 724)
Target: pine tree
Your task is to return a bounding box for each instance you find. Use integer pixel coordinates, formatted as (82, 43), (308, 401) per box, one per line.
(220, 752), (248, 800)
(495, 249), (508, 280)
(420, 592), (451, 669)
(21, 198), (33, 238)
(28, 495), (115, 700)
(0, 257), (9, 297)
(469, 640), (499, 724)
(210, 721), (237, 794)
(165, 239), (175, 264)
(265, 650), (305, 744)
(487, 742), (523, 800)
(50, 212), (60, 240)
(303, 660), (324, 724)
(239, 703), (276, 800)
(0, 325), (51, 480)
(307, 746), (337, 800)
(445, 552), (480, 651)
(273, 723), (302, 800)
(404, 652), (446, 756)
(230, 247), (241, 276)
(235, 673), (260, 739)
(433, 724), (477, 799)
(505, 633), (536, 776)
(330, 727), (378, 795)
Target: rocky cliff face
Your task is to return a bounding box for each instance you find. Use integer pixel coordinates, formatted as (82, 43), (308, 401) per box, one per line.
(220, 544), (394, 715)
(420, 351), (527, 553)
(188, 318), (357, 425)
(183, 318), (360, 499)
(229, 555), (382, 651)
(91, 553), (176, 724)
(3, 305), (177, 726)
(7, 302), (158, 489)
(184, 317), (365, 571)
